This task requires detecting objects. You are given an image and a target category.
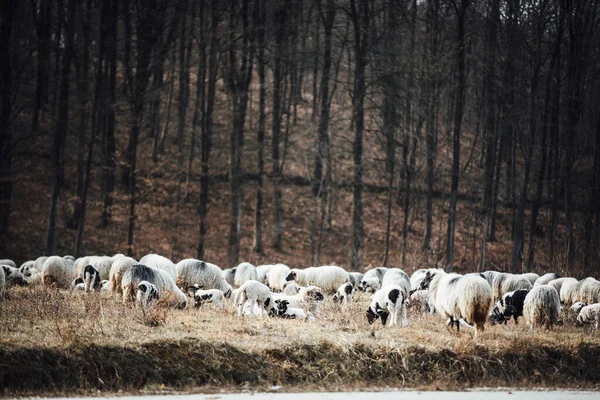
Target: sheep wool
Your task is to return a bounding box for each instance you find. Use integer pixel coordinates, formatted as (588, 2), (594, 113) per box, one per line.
(287, 266), (349, 294)
(577, 304), (600, 329)
(42, 256), (75, 288)
(534, 273), (560, 287)
(140, 254), (177, 280)
(122, 264), (187, 309)
(176, 258), (232, 296)
(523, 285), (561, 329)
(234, 280), (274, 317)
(233, 262), (258, 287)
(108, 256), (137, 294)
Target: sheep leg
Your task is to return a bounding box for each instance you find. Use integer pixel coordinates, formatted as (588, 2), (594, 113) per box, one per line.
(401, 303), (408, 327)
(237, 302), (244, 316)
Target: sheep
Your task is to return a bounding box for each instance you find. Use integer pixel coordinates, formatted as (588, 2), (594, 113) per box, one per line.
(489, 289), (529, 325)
(348, 272), (364, 288)
(282, 281), (301, 295)
(381, 268), (411, 298)
(523, 285), (561, 329)
(520, 273), (540, 286)
(176, 259), (232, 297)
(570, 301), (588, 315)
(358, 277), (381, 293)
(222, 268), (236, 286)
(577, 304), (600, 329)
(560, 278), (581, 305)
(233, 262), (258, 287)
(421, 270), (493, 338)
(34, 256), (49, 273)
(42, 256), (75, 288)
(83, 265), (102, 292)
(332, 282), (353, 304)
(579, 278), (600, 305)
(139, 254), (177, 280)
(188, 285), (225, 308)
(482, 272), (532, 302)
(0, 259), (16, 268)
(2, 265), (28, 287)
(256, 264), (274, 285)
(19, 261), (38, 278)
(233, 280), (275, 317)
(122, 264), (187, 309)
(286, 266), (349, 294)
(406, 289), (431, 313)
(74, 256), (112, 280)
(272, 285), (325, 315)
(366, 284), (408, 327)
(100, 280), (109, 293)
(108, 256), (137, 294)
(274, 299), (315, 321)
(136, 281), (159, 309)
(26, 272), (43, 285)
(71, 277), (85, 291)
(534, 273), (560, 287)
(410, 268), (443, 291)
(264, 263), (291, 292)
(363, 267), (388, 284)
(547, 277), (577, 297)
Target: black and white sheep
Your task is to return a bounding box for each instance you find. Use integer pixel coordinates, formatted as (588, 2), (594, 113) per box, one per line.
(2, 265), (28, 287)
(523, 285), (561, 329)
(42, 256), (75, 288)
(122, 264), (187, 309)
(274, 299), (315, 321)
(176, 259), (232, 297)
(381, 268), (411, 298)
(139, 254), (177, 281)
(348, 272), (364, 288)
(108, 256), (137, 294)
(359, 267), (388, 292)
(366, 284), (408, 327)
(286, 266), (349, 294)
(482, 271), (533, 303)
(191, 287), (225, 308)
(272, 285), (325, 315)
(576, 304), (600, 329)
(83, 265), (102, 292)
(332, 282), (354, 304)
(489, 289), (529, 325)
(421, 270), (493, 338)
(534, 273), (560, 287)
(233, 280), (275, 317)
(136, 281), (159, 309)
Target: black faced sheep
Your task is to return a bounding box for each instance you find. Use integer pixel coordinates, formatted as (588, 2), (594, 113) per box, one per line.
(286, 266), (349, 294)
(366, 284), (407, 327)
(136, 281), (159, 309)
(2, 265), (28, 287)
(274, 299), (315, 321)
(122, 264), (187, 309)
(234, 280), (275, 317)
(523, 285), (561, 329)
(489, 289), (529, 325)
(332, 282), (354, 304)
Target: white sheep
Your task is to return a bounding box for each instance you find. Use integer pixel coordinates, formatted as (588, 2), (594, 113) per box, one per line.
(274, 299), (315, 321)
(547, 277), (577, 297)
(577, 304), (600, 329)
(42, 256), (75, 288)
(189, 285), (225, 308)
(0, 259), (16, 268)
(560, 278), (581, 305)
(520, 273), (540, 286)
(26, 272), (43, 285)
(136, 281), (159, 309)
(122, 264), (187, 309)
(523, 285), (561, 329)
(234, 280), (274, 317)
(233, 262), (258, 287)
(534, 273), (560, 287)
(256, 264), (274, 285)
(282, 281), (301, 295)
(19, 261), (38, 278)
(264, 263), (291, 292)
(423, 270), (493, 338)
(139, 254), (177, 280)
(348, 272), (364, 288)
(176, 258), (232, 297)
(332, 282), (353, 304)
(2, 265), (28, 287)
(579, 278), (600, 305)
(366, 284), (408, 327)
(108, 256), (137, 294)
(272, 285), (325, 315)
(287, 266), (349, 294)
(381, 268), (411, 298)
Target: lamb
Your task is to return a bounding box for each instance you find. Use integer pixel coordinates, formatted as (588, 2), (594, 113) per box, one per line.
(19, 261), (38, 278)
(189, 285), (225, 308)
(108, 256), (137, 294)
(348, 272), (364, 288)
(282, 281), (301, 295)
(233, 262), (258, 287)
(577, 303), (600, 329)
(358, 277), (381, 293)
(176, 259), (232, 297)
(139, 254), (177, 280)
(274, 299), (315, 321)
(256, 264), (274, 285)
(534, 273), (560, 287)
(332, 282), (353, 304)
(272, 285), (324, 315)
(489, 289), (529, 325)
(381, 268), (411, 298)
(42, 256), (75, 288)
(233, 280), (275, 317)
(366, 284), (408, 327)
(523, 285), (561, 329)
(136, 281), (159, 309)
(286, 265), (349, 294)
(122, 264), (187, 309)
(2, 265), (28, 287)
(520, 273), (540, 286)
(406, 289), (431, 313)
(570, 301), (588, 315)
(264, 263), (291, 291)
(421, 270), (493, 338)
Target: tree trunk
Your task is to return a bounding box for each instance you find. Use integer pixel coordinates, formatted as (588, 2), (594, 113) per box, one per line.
(253, 0), (266, 254)
(32, 0), (52, 136)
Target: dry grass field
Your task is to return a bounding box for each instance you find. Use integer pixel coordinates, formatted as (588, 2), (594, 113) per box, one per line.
(1, 286), (600, 396)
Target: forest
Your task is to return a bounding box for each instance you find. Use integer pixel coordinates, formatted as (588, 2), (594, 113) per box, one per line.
(0, 0), (599, 277)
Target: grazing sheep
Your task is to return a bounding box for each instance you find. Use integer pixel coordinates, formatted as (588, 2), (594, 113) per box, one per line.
(534, 273), (560, 287)
(274, 299), (315, 321)
(332, 282), (354, 304)
(381, 268), (411, 298)
(348, 272), (364, 288)
(366, 284), (408, 327)
(489, 289), (529, 325)
(122, 264), (187, 309)
(421, 270), (493, 338)
(136, 281), (159, 309)
(108, 256), (137, 294)
(176, 259), (232, 297)
(233, 262), (258, 287)
(482, 272), (532, 302)
(0, 259), (16, 268)
(42, 256), (75, 288)
(71, 277), (85, 291)
(358, 277), (380, 293)
(264, 263), (291, 292)
(189, 285), (225, 308)
(406, 289), (431, 313)
(2, 265), (28, 287)
(19, 261), (38, 278)
(560, 278), (581, 305)
(256, 264), (274, 285)
(570, 302), (588, 315)
(139, 254), (177, 280)
(579, 278), (600, 305)
(234, 280), (274, 317)
(282, 281), (301, 295)
(577, 304), (600, 329)
(547, 277), (577, 297)
(74, 256), (112, 280)
(83, 265), (102, 292)
(222, 268), (236, 286)
(286, 266), (349, 294)
(410, 268), (443, 291)
(34, 256), (49, 273)
(523, 285), (561, 329)
(520, 273), (540, 286)
(273, 285), (325, 315)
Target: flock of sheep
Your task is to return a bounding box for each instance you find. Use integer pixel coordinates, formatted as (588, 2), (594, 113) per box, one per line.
(1, 254), (600, 338)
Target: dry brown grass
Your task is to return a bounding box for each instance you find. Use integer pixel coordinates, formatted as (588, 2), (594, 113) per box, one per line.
(1, 286), (600, 395)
